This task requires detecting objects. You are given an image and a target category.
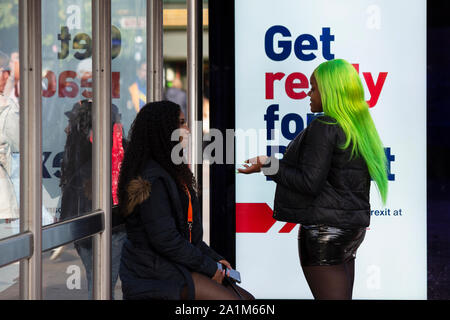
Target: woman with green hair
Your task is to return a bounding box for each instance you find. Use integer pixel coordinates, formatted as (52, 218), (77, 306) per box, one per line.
(239, 58), (388, 299)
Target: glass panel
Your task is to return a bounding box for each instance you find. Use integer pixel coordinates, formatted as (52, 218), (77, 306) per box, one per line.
(162, 0), (211, 242)
(41, 0), (93, 227)
(43, 240), (95, 300)
(41, 0), (94, 300)
(0, 0), (20, 297)
(0, 0), (20, 239)
(44, 237), (122, 300)
(111, 0), (147, 300)
(0, 262), (20, 300)
(163, 0), (188, 119)
(111, 0), (147, 134)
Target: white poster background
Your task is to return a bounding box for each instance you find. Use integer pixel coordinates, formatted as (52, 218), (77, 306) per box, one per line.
(235, 0), (426, 299)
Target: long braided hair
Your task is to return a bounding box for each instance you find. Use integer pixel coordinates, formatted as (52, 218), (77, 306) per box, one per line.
(118, 100), (197, 216)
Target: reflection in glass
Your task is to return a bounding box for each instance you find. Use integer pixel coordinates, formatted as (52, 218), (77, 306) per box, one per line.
(43, 243), (90, 299)
(55, 98), (126, 299)
(110, 0), (148, 300)
(41, 0), (96, 300)
(45, 240), (123, 300)
(0, 1), (21, 294)
(112, 0), (147, 135)
(41, 0), (136, 299)
(0, 1), (20, 240)
(41, 0), (94, 227)
(60, 99), (93, 222)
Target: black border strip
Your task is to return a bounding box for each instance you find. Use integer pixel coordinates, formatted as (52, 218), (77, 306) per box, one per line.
(208, 0), (236, 267)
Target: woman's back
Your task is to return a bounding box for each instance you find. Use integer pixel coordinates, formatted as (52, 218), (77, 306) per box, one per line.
(270, 115), (371, 228)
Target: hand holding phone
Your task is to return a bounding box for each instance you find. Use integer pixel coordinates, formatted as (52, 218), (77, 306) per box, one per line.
(217, 262), (241, 283)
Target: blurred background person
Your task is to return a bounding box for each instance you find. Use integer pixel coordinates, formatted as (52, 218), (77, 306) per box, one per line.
(164, 76), (187, 117)
(128, 62), (147, 113)
(56, 99), (126, 299)
(0, 50), (19, 236)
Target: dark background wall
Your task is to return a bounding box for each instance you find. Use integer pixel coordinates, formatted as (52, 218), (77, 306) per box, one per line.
(427, 0), (450, 300)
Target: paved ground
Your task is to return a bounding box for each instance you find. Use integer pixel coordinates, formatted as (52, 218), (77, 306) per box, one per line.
(0, 243), (123, 300)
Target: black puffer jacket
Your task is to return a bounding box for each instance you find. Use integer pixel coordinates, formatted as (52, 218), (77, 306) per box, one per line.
(262, 115), (371, 228)
(119, 159), (223, 300)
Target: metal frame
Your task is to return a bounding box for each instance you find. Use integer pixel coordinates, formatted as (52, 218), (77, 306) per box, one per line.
(92, 0), (112, 300)
(18, 0), (42, 300)
(0, 232), (32, 268)
(41, 211), (104, 252)
(147, 0), (164, 102)
(0, 211), (104, 268)
(187, 0), (203, 185)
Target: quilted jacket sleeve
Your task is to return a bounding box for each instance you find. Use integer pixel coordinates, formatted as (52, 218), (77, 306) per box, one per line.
(139, 178), (218, 277)
(263, 118), (337, 196)
(197, 241), (224, 262)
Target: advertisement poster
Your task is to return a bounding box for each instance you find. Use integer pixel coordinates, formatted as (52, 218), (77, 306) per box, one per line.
(235, 0), (426, 299)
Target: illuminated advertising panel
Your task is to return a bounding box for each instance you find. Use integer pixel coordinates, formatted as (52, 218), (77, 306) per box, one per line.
(235, 0), (426, 299)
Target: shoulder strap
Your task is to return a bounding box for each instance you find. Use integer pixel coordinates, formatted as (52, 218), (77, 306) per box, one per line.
(184, 186), (193, 243)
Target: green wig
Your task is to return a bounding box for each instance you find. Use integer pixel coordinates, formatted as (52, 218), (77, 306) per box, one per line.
(313, 58), (388, 204)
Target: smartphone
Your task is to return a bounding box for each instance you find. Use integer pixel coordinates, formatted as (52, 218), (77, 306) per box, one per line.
(217, 262), (241, 283)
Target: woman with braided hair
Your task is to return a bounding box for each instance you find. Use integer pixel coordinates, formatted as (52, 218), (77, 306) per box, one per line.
(118, 100), (253, 300)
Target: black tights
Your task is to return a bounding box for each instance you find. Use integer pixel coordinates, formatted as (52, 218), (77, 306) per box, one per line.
(301, 258), (355, 300)
(181, 272), (255, 300)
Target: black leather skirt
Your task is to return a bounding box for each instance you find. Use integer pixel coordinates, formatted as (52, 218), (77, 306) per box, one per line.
(298, 224), (366, 266)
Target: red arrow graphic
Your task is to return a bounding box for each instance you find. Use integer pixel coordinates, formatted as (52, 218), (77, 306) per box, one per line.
(278, 222), (298, 233)
(236, 203), (298, 233)
(236, 203), (276, 233)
